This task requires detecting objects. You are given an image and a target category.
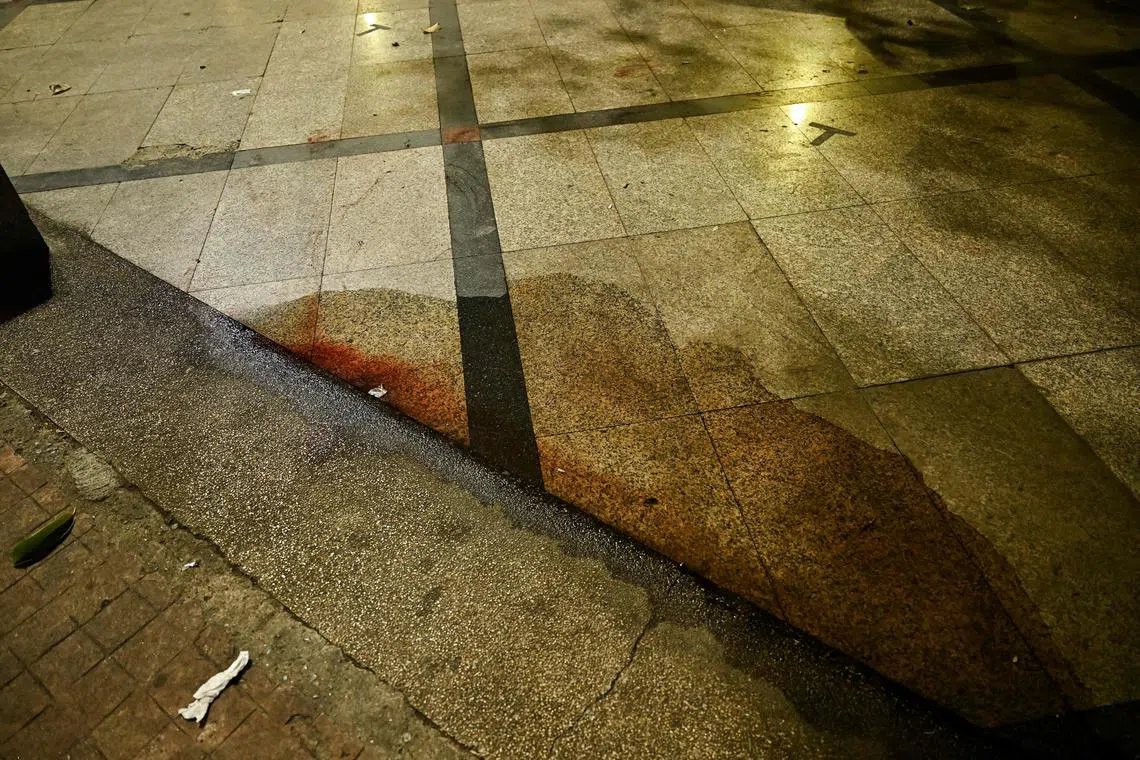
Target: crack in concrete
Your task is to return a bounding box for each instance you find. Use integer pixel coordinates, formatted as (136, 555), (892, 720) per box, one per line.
(545, 578), (675, 755)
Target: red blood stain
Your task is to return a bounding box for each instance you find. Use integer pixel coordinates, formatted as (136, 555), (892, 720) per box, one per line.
(442, 125), (481, 144)
(310, 339), (468, 444)
(612, 63), (642, 79)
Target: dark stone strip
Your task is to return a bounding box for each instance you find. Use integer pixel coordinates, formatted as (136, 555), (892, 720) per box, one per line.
(15, 45), (1140, 196)
(920, 0), (1140, 121)
(14, 130), (441, 193)
(231, 129), (440, 169)
(481, 61), (1044, 139)
(1063, 69), (1140, 121)
(481, 94), (776, 139)
(430, 0), (543, 484)
(13, 152), (235, 194)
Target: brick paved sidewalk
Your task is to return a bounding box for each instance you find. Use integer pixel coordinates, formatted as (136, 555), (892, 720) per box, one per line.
(0, 388), (465, 760)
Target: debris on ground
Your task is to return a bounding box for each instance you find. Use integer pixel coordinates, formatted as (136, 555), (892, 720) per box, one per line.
(392, 40), (400, 46)
(66, 449), (119, 501)
(423, 22), (440, 33)
(182, 560), (199, 570)
(12, 507), (75, 568)
(231, 88), (252, 97)
(368, 386), (388, 398)
(179, 651), (250, 724)
(49, 83), (71, 95)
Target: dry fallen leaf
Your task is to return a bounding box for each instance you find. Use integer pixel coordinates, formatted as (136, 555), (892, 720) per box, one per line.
(423, 22), (440, 33)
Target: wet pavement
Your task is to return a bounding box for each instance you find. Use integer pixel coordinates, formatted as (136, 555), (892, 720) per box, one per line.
(0, 215), (1036, 759)
(2, 0), (1139, 736)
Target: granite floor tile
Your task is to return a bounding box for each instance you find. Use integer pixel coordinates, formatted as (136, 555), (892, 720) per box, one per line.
(192, 160), (335, 290)
(265, 15), (354, 77)
(211, 0), (288, 27)
(875, 191), (1140, 362)
(754, 206), (1006, 386)
(503, 238), (696, 436)
(0, 98), (80, 175)
(133, 0), (217, 35)
(935, 77), (1140, 186)
(457, 0), (544, 53)
(0, 3), (88, 50)
(91, 172), (227, 291)
(142, 78), (260, 153)
(0, 46), (47, 101)
(21, 184), (117, 234)
(990, 173), (1140, 314)
(628, 15), (759, 100)
(325, 147), (449, 274)
(1020, 348), (1140, 499)
(550, 40), (666, 112)
(57, 4), (145, 44)
(586, 119), (745, 236)
(705, 392), (1063, 725)
(351, 9), (433, 64)
(865, 368), (1140, 709)
(538, 415), (778, 608)
(532, 0), (625, 47)
(359, 0), (428, 9)
(468, 47), (575, 123)
(341, 59), (437, 137)
(179, 23), (280, 85)
(716, 24), (856, 90)
(87, 31), (199, 94)
(316, 261), (468, 442)
(27, 87), (172, 174)
(632, 223), (852, 409)
(483, 130), (624, 252)
(1002, 0), (1140, 55)
(4, 39), (115, 103)
(240, 68), (347, 148)
(679, 0), (804, 29)
(285, 0), (356, 20)
(193, 276), (320, 354)
(687, 108), (862, 219)
(782, 95), (980, 204)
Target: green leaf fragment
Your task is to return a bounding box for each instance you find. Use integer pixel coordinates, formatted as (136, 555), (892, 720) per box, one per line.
(11, 507), (75, 568)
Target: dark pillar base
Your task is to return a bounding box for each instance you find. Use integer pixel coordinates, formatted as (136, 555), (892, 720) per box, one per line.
(0, 164), (51, 321)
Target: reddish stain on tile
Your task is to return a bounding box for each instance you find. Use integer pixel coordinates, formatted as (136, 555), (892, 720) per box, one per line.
(310, 339), (468, 445)
(442, 126), (481, 144)
(705, 398), (1065, 726)
(538, 416), (780, 612)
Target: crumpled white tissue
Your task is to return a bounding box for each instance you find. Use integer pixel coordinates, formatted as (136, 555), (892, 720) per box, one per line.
(178, 651), (250, 724)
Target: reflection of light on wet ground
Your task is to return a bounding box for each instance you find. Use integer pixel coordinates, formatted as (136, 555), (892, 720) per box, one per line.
(787, 102), (810, 125)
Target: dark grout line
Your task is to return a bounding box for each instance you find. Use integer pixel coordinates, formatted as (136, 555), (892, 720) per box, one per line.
(920, 0), (1140, 120)
(13, 152), (236, 194)
(477, 56), (1087, 139)
(429, 0), (543, 485)
(12, 130), (443, 193)
(232, 129), (441, 169)
(14, 46), (1139, 194)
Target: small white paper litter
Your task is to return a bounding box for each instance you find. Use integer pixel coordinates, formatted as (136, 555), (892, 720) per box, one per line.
(368, 386), (388, 398)
(178, 651), (250, 724)
(423, 22), (440, 32)
(231, 88), (252, 97)
(181, 560), (198, 570)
